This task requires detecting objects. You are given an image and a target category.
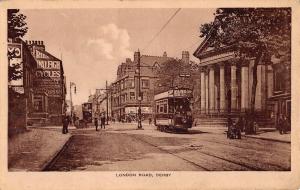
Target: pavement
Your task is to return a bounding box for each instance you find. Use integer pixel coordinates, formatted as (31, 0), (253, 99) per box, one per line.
(194, 126), (291, 143)
(107, 122), (291, 143)
(7, 122), (290, 171)
(8, 126), (71, 171)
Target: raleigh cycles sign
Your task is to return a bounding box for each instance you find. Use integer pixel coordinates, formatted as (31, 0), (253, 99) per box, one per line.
(34, 50), (62, 97)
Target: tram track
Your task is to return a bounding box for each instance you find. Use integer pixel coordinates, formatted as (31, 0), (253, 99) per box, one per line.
(129, 134), (269, 171)
(129, 134), (211, 171)
(42, 130), (289, 171)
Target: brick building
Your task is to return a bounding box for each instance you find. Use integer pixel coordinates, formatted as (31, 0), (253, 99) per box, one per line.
(8, 38), (36, 134)
(26, 40), (67, 125)
(110, 51), (173, 122)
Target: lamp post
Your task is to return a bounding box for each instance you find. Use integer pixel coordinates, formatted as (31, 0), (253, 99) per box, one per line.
(70, 82), (76, 125)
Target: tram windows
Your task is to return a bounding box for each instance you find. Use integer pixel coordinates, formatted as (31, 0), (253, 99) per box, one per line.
(156, 105), (159, 113)
(159, 106), (163, 113)
(163, 104), (167, 113)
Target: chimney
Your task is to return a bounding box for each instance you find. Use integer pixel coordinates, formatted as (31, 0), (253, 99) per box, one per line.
(134, 51), (139, 62)
(126, 58), (131, 63)
(163, 51), (167, 57)
(182, 51), (189, 64)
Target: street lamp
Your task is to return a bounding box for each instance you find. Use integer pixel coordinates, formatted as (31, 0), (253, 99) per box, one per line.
(70, 81), (77, 125)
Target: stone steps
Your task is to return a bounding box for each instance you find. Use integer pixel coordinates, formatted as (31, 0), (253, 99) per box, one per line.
(194, 116), (275, 128)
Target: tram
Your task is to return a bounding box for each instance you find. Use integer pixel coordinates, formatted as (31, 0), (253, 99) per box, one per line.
(154, 88), (193, 132)
(82, 102), (93, 123)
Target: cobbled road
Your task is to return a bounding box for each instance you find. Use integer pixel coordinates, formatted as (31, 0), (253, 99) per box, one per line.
(45, 124), (290, 171)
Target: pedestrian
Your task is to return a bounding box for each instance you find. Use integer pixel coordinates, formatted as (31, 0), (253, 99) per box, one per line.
(236, 116), (244, 132)
(282, 114), (289, 134)
(149, 117), (152, 125)
(62, 115), (70, 134)
(101, 113), (106, 129)
(73, 113), (77, 125)
(278, 114), (284, 135)
(94, 117), (99, 131)
(227, 117), (234, 139)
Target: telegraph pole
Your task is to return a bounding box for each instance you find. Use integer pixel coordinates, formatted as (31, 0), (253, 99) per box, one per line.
(137, 50), (143, 129)
(106, 80), (109, 125)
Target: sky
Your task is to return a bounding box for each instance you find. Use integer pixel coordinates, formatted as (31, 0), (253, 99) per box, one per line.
(22, 8), (215, 105)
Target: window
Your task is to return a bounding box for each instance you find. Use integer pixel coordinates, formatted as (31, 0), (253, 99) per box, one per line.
(141, 79), (149, 88)
(163, 104), (167, 113)
(159, 106), (163, 113)
(126, 79), (134, 88)
(121, 81), (124, 90)
(140, 92), (143, 100)
(274, 67), (285, 92)
(34, 96), (43, 112)
(130, 92), (135, 100)
(156, 105), (159, 112)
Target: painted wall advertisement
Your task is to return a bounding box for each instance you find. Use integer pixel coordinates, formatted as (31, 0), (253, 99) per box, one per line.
(34, 50), (62, 97)
(8, 43), (24, 94)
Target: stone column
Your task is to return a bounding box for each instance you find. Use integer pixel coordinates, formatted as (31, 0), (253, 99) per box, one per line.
(255, 63), (266, 111)
(267, 65), (273, 98)
(219, 63), (225, 112)
(209, 65), (215, 112)
(200, 68), (206, 114)
(231, 62), (237, 111)
(241, 62), (249, 111)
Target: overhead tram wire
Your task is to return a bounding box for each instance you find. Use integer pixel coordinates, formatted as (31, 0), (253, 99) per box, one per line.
(142, 8), (181, 52)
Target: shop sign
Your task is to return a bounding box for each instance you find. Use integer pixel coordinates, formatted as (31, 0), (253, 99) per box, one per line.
(8, 43), (23, 88)
(125, 107), (152, 114)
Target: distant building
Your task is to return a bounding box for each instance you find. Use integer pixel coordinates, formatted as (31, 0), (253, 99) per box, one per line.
(26, 40), (67, 125)
(88, 90), (107, 119)
(8, 38), (36, 134)
(110, 51), (191, 122)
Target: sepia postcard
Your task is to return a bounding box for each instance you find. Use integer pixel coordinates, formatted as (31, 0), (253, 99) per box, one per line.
(0, 0), (300, 190)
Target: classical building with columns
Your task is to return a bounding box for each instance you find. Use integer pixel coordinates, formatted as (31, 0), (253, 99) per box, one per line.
(193, 40), (274, 122)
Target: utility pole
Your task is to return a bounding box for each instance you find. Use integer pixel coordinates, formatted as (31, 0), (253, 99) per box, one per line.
(106, 80), (109, 125)
(137, 50), (143, 129)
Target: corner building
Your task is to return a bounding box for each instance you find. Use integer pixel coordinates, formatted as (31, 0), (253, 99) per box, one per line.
(8, 38), (37, 134)
(26, 40), (67, 125)
(111, 51), (173, 122)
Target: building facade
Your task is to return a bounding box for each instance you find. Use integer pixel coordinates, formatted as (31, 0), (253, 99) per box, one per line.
(8, 38), (37, 134)
(110, 51), (174, 122)
(26, 40), (67, 125)
(193, 38), (291, 127)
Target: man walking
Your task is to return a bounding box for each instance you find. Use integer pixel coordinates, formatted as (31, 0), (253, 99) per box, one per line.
(100, 113), (106, 129)
(62, 115), (70, 134)
(94, 117), (99, 131)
